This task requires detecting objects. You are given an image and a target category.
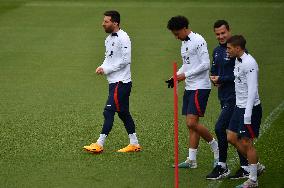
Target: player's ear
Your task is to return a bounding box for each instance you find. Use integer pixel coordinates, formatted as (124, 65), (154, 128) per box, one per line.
(236, 46), (241, 52)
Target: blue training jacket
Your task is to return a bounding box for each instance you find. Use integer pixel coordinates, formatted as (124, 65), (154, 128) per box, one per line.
(211, 43), (236, 106)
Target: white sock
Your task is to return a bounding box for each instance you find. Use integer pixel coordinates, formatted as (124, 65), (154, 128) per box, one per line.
(129, 133), (139, 145)
(218, 162), (227, 169)
(97, 134), (107, 146)
(209, 138), (219, 159)
(188, 148), (197, 161)
(249, 164), (258, 182)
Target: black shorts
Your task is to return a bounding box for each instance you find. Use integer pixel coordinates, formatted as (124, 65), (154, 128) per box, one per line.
(105, 82), (132, 113)
(228, 104), (262, 139)
(182, 89), (211, 117)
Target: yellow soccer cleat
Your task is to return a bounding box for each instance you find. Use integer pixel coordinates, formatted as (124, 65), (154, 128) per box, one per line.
(83, 143), (103, 153)
(117, 144), (142, 152)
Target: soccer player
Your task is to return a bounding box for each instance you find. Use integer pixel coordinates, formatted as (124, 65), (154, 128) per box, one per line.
(226, 35), (264, 188)
(166, 16), (219, 169)
(206, 20), (249, 180)
(83, 10), (141, 153)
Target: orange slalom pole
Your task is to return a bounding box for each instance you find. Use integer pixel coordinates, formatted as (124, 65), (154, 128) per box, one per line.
(173, 62), (179, 188)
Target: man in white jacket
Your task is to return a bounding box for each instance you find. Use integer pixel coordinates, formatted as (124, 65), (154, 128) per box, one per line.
(166, 16), (219, 170)
(227, 35), (264, 188)
(84, 10), (141, 153)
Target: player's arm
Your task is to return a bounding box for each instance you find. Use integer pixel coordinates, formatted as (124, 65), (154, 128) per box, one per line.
(217, 74), (235, 83)
(176, 64), (186, 81)
(165, 64), (184, 88)
(96, 48), (108, 75)
(100, 37), (131, 75)
(209, 50), (221, 87)
(183, 40), (210, 77)
(244, 63), (259, 124)
(96, 39), (108, 75)
(210, 49), (218, 76)
(217, 57), (235, 83)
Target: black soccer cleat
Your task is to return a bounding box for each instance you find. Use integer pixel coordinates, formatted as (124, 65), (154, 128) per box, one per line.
(228, 167), (249, 180)
(206, 165), (230, 180)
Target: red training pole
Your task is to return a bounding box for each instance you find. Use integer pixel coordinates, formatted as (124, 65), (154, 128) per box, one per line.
(173, 62), (179, 188)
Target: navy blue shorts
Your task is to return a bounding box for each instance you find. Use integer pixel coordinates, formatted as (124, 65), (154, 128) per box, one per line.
(105, 82), (132, 113)
(228, 104), (262, 139)
(182, 89), (211, 117)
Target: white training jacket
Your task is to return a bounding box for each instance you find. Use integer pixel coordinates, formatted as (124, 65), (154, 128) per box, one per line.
(234, 52), (261, 124)
(100, 29), (132, 83)
(177, 32), (211, 90)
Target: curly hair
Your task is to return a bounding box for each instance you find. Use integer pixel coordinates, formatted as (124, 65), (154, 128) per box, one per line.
(167, 16), (189, 31)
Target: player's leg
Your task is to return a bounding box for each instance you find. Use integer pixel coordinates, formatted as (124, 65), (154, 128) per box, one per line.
(116, 82), (141, 152)
(187, 89), (219, 162)
(188, 124), (200, 167)
(206, 104), (233, 180)
(189, 129), (200, 150)
(228, 131), (250, 159)
(227, 106), (250, 179)
(186, 115), (219, 168)
(236, 104), (264, 188)
(176, 89), (218, 168)
(83, 83), (117, 153)
(215, 119), (228, 165)
(187, 115), (213, 142)
(227, 131), (250, 179)
(235, 138), (258, 188)
(175, 90), (199, 168)
(117, 111), (141, 152)
(118, 111), (135, 136)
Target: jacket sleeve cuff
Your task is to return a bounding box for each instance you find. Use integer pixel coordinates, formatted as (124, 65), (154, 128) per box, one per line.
(184, 71), (191, 78)
(217, 76), (224, 84)
(244, 115), (251, 124)
(101, 65), (111, 75)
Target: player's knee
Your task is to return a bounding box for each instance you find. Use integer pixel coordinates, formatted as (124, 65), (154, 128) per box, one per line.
(240, 137), (253, 148)
(118, 111), (130, 119)
(227, 132), (237, 145)
(103, 110), (114, 119)
(186, 120), (198, 130)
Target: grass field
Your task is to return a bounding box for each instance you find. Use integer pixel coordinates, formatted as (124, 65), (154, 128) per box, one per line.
(0, 0), (284, 187)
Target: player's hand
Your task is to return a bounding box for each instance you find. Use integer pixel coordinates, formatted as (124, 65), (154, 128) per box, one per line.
(177, 73), (186, 82)
(96, 67), (104, 75)
(210, 76), (219, 84)
(165, 77), (174, 88)
(210, 76), (221, 87)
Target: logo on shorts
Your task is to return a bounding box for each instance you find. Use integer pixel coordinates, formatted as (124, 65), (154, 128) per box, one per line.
(239, 130), (246, 133)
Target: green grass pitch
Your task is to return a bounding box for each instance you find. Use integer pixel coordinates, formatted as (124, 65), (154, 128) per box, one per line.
(0, 0), (283, 187)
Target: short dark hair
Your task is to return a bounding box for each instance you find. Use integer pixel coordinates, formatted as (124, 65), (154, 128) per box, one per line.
(213, 20), (230, 31)
(167, 16), (189, 31)
(227, 35), (246, 50)
(104, 10), (120, 25)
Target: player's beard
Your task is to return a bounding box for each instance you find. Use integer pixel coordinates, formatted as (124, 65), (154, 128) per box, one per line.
(104, 25), (114, 33)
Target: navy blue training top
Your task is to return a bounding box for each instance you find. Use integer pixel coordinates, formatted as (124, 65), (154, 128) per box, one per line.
(211, 43), (236, 106)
